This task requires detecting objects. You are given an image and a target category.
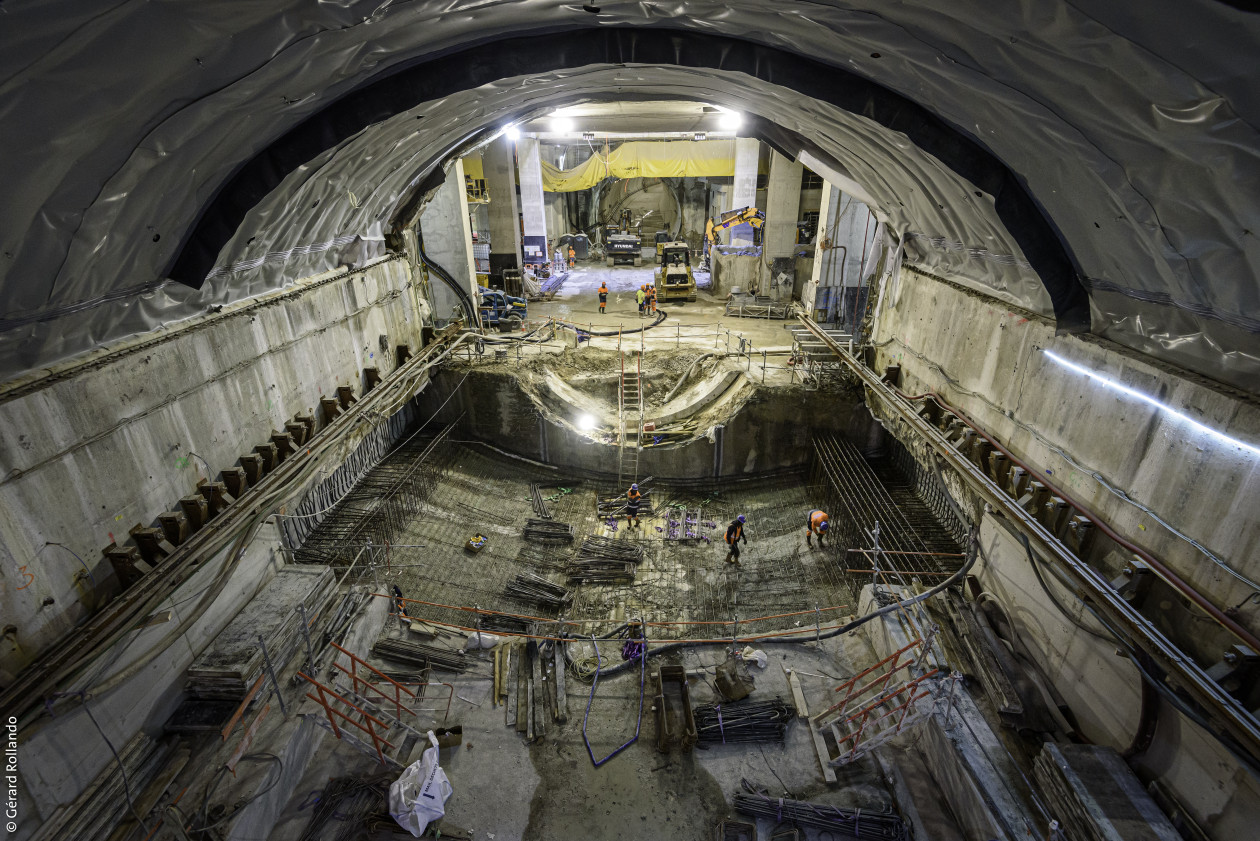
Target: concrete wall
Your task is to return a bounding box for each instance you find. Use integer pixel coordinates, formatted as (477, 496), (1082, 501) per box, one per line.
(870, 267), (1260, 621)
(422, 368), (855, 478)
(711, 252), (765, 297)
(0, 258), (424, 676)
(419, 160), (478, 320)
(868, 266), (1260, 838)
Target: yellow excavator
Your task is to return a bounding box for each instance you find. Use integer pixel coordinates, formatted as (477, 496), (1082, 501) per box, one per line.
(705, 206), (765, 249)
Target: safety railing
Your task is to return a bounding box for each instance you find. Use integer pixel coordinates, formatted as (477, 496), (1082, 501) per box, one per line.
(299, 672), (399, 766)
(328, 640), (452, 724)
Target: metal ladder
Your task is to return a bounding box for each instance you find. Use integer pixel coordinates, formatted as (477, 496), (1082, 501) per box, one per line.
(618, 350), (643, 489)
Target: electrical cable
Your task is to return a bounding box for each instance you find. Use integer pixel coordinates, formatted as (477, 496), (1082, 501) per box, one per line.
(589, 530), (979, 678)
(190, 753), (286, 833)
(83, 695), (150, 835)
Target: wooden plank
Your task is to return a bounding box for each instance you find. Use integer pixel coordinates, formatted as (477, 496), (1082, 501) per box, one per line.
(784, 667), (808, 719)
(802, 689), (838, 784)
(515, 643), (528, 733)
(554, 642), (568, 723)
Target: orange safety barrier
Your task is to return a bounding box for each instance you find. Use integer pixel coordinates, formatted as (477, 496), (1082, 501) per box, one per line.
(299, 673), (398, 766)
(329, 641), (452, 724)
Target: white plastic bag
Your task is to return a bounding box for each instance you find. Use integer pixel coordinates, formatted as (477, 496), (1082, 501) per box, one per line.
(464, 631), (500, 651)
(739, 646), (768, 668)
(389, 731), (453, 837)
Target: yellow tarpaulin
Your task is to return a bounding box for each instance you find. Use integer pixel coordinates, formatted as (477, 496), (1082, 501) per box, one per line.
(540, 140), (736, 192)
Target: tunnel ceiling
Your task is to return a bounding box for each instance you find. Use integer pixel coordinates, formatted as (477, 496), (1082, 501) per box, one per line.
(1, 1), (1258, 391)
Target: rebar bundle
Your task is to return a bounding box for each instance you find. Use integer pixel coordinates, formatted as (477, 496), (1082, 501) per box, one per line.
(567, 535), (644, 583)
(372, 638), (468, 673)
(694, 698), (793, 745)
(529, 482), (552, 519)
(300, 774), (393, 841)
(523, 518), (575, 544)
(732, 793), (908, 840)
(505, 571), (572, 610)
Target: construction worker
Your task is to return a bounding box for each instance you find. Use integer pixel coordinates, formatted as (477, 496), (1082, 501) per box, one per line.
(568, 245), (576, 268)
(598, 281), (608, 314)
(724, 514), (747, 564)
(626, 483), (642, 528)
(636, 285), (647, 316)
(648, 284), (657, 315)
(806, 509), (830, 547)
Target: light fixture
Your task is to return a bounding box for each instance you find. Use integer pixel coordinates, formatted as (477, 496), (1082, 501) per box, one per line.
(1043, 349), (1260, 458)
(581, 131), (596, 141)
(577, 414), (597, 431)
(718, 111), (742, 130)
(693, 131), (707, 141)
(551, 116), (574, 134)
(504, 124), (520, 141)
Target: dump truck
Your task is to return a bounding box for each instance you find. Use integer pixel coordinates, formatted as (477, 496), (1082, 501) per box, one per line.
(655, 242), (696, 303)
(606, 233), (643, 267)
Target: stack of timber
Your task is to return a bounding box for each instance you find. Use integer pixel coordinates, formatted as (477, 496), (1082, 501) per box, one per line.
(29, 733), (188, 841)
(186, 566), (335, 699)
(1034, 744), (1180, 841)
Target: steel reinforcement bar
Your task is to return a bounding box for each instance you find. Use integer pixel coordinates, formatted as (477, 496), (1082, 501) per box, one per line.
(796, 316), (1260, 762)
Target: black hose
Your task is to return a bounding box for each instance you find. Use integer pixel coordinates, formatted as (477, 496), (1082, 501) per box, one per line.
(576, 308), (668, 337)
(416, 225), (478, 324)
(588, 530), (979, 678)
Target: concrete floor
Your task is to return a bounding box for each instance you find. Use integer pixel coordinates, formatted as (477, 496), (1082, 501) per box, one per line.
(530, 260), (798, 354)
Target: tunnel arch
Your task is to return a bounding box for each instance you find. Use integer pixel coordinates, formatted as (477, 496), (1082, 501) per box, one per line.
(2, 2), (1257, 388)
(169, 28), (1089, 327)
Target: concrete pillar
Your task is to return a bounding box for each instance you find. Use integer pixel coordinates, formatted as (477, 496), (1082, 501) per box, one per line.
(729, 138), (760, 246)
(418, 159), (479, 322)
(810, 183), (876, 325)
(517, 137), (549, 266)
(763, 151), (803, 301)
(484, 135), (521, 283)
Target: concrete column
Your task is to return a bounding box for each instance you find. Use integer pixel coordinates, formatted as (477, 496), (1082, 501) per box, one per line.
(810, 184), (876, 325)
(763, 151), (803, 301)
(484, 135), (522, 282)
(729, 138), (760, 246)
(418, 159), (479, 322)
(517, 137), (549, 266)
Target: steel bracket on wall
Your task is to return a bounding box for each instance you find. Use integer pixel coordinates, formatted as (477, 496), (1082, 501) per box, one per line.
(796, 316), (1260, 763)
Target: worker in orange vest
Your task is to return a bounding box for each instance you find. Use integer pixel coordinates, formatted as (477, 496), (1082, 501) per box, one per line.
(648, 284), (657, 315)
(598, 281), (608, 314)
(626, 483), (643, 528)
(806, 509), (830, 547)
(568, 245), (576, 268)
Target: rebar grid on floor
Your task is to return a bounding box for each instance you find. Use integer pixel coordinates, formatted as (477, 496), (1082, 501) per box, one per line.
(294, 434), (963, 645)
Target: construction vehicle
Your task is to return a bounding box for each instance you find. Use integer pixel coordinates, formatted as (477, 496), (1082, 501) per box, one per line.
(653, 230), (671, 263)
(705, 206), (765, 249)
(605, 209), (644, 267)
(478, 287), (527, 331)
(655, 242), (696, 303)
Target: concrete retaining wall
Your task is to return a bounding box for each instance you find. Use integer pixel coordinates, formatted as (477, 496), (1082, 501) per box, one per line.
(423, 367), (854, 478)
(0, 257), (424, 675)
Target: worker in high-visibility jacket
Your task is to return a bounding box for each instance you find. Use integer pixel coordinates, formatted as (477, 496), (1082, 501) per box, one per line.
(568, 246), (576, 267)
(724, 514), (747, 564)
(648, 284), (657, 315)
(625, 483), (643, 527)
(636, 285), (647, 316)
(598, 282), (608, 314)
(806, 509), (830, 547)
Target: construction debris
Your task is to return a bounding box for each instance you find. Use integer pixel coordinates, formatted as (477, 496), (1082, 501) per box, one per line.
(523, 518), (575, 544)
(186, 566), (335, 699)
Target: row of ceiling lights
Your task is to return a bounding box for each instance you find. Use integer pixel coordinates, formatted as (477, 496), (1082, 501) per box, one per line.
(502, 108), (742, 140)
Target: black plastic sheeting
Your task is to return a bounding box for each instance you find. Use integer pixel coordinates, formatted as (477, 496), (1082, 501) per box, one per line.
(170, 29), (1088, 331)
(1, 2), (1258, 390)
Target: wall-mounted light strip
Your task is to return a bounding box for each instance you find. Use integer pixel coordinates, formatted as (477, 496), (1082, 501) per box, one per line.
(1043, 349), (1260, 458)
